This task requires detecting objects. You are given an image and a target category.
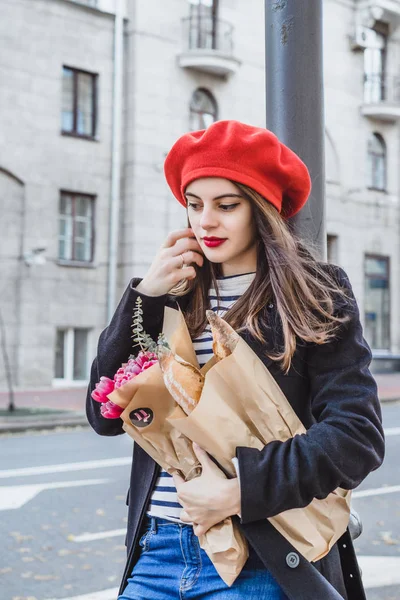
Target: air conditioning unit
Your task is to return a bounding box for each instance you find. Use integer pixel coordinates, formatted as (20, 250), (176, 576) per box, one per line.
(350, 26), (373, 50)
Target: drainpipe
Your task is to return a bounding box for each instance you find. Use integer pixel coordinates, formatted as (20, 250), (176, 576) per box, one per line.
(107, 0), (124, 323)
(265, 0), (326, 259)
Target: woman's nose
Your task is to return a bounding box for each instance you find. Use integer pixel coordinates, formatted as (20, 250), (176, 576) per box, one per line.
(199, 207), (218, 229)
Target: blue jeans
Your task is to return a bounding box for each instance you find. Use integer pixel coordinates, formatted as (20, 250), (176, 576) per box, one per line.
(119, 516), (289, 600)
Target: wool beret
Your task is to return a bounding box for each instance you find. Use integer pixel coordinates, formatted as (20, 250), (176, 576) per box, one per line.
(164, 120), (311, 218)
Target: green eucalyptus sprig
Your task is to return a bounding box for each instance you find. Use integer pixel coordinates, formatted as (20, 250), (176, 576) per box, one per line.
(131, 297), (158, 354)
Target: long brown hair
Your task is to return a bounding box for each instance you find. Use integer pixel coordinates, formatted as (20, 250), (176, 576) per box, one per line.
(169, 181), (352, 373)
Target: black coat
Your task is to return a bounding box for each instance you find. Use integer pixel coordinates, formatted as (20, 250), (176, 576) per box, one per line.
(86, 265), (385, 600)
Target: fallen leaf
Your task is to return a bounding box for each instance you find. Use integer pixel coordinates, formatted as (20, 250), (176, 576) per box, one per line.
(18, 548), (31, 554)
(41, 525), (51, 531)
(67, 534), (75, 542)
(64, 585), (73, 590)
(33, 574), (59, 581)
(58, 549), (72, 556)
(1, 567), (12, 574)
(96, 509), (105, 516)
(21, 557), (34, 563)
(82, 564), (92, 570)
(108, 576), (118, 582)
(380, 531), (399, 545)
(21, 572), (33, 579)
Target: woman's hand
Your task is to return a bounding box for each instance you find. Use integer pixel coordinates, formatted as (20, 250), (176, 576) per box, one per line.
(135, 228), (204, 296)
(172, 443), (241, 538)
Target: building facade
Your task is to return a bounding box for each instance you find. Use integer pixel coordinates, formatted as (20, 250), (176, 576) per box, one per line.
(0, 0), (399, 394)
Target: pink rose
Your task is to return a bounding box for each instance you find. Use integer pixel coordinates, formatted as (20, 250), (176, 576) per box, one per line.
(113, 353), (158, 389)
(91, 376), (115, 403)
(100, 400), (124, 419)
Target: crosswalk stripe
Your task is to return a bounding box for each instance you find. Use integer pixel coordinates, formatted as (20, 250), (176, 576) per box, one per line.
(0, 479), (110, 511)
(44, 587), (119, 600)
(383, 427), (400, 436)
(72, 529), (126, 543)
(353, 484), (400, 499)
(0, 457), (131, 479)
(358, 555), (400, 589)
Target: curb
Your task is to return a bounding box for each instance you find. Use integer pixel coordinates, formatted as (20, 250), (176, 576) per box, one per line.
(0, 412), (89, 434)
(0, 397), (398, 434)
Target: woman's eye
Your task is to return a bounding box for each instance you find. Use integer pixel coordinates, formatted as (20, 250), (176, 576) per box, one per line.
(187, 202), (201, 210)
(220, 203), (239, 211)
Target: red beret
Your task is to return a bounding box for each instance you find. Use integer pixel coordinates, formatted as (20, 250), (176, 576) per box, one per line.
(164, 120), (311, 218)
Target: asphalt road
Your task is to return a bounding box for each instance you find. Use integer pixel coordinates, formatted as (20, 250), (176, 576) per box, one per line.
(0, 401), (399, 600)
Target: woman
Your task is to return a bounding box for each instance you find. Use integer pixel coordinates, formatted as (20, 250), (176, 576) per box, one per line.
(86, 120), (384, 599)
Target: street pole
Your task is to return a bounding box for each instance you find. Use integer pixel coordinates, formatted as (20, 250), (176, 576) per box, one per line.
(265, 0), (326, 260)
(107, 0), (124, 323)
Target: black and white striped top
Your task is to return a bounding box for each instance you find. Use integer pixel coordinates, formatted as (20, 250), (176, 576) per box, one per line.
(146, 271), (256, 523)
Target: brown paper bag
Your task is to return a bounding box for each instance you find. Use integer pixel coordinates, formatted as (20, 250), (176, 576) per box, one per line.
(163, 305), (351, 563)
(108, 362), (249, 586)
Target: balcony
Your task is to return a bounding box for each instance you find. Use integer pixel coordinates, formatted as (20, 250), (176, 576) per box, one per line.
(361, 74), (400, 121)
(177, 17), (241, 77)
(357, 1), (400, 27)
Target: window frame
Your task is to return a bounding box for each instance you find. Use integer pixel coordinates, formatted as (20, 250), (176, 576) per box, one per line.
(58, 190), (96, 265)
(367, 132), (387, 192)
(53, 327), (92, 387)
(189, 87), (218, 131)
(61, 66), (98, 140)
(364, 253), (391, 351)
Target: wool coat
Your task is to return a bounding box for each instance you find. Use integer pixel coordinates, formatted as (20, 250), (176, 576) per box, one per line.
(86, 264), (385, 600)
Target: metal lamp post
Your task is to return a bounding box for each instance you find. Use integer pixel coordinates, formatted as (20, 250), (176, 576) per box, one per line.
(265, 0), (326, 260)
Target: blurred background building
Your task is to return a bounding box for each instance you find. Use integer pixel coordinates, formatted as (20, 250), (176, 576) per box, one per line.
(0, 0), (399, 397)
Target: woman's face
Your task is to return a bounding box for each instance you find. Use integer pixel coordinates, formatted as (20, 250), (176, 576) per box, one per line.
(185, 177), (258, 277)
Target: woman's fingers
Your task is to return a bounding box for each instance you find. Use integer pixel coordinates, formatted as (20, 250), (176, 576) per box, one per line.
(180, 510), (192, 523)
(161, 228), (195, 249)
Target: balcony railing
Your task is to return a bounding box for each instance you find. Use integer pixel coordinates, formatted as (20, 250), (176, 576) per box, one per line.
(183, 16), (234, 54)
(178, 16), (241, 77)
(362, 74), (400, 121)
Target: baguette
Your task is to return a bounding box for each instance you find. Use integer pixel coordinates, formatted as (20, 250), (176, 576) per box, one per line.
(157, 345), (204, 415)
(206, 310), (240, 360)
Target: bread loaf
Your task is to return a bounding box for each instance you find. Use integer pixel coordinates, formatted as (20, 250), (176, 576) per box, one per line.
(206, 310), (240, 360)
(157, 345), (204, 415)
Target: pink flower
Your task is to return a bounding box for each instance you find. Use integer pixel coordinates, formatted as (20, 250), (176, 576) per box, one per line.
(91, 376), (115, 403)
(113, 352), (158, 389)
(95, 351), (158, 419)
(100, 400), (124, 419)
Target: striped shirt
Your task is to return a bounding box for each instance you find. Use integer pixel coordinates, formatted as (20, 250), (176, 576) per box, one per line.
(146, 271), (256, 523)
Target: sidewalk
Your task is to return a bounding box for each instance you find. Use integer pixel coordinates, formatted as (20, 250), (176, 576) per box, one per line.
(0, 386), (88, 433)
(0, 372), (399, 434)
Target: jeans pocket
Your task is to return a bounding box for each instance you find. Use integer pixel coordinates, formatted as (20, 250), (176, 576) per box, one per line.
(138, 528), (153, 553)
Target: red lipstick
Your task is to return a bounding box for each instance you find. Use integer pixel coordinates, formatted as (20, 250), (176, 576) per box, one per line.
(203, 237), (227, 248)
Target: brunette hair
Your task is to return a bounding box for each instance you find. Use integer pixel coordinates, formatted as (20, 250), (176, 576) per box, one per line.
(169, 181), (352, 373)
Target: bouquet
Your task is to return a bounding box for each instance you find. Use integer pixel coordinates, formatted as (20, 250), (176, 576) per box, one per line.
(93, 299), (352, 586)
(91, 298), (249, 586)
(91, 298), (159, 418)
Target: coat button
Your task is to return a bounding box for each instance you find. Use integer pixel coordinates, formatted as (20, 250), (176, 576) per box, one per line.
(286, 552), (300, 568)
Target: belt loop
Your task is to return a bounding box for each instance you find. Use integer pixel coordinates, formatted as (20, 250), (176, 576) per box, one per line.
(151, 516), (157, 533)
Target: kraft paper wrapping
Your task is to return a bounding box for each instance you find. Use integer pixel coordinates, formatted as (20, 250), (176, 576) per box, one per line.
(108, 345), (248, 586)
(109, 303), (351, 584)
(162, 305), (351, 563)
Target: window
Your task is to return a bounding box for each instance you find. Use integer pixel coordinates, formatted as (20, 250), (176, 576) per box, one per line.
(363, 24), (387, 103)
(327, 234), (339, 264)
(59, 192), (94, 263)
(364, 255), (390, 350)
(367, 133), (386, 190)
(189, 88), (218, 131)
(54, 328), (91, 383)
(61, 66), (98, 138)
(188, 0), (218, 50)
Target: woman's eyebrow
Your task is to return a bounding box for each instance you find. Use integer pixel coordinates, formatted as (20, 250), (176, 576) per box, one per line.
(184, 192), (243, 200)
